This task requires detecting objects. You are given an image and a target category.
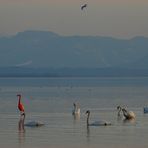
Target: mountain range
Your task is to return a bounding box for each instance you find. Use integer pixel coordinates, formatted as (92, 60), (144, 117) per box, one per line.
(0, 30), (148, 77)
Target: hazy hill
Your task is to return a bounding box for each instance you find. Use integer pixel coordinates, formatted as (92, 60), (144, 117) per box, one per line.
(0, 30), (148, 69)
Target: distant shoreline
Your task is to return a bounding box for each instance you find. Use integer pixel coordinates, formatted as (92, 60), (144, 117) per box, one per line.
(0, 67), (148, 78)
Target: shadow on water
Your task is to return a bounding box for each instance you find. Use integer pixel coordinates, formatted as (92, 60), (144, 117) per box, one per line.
(86, 125), (91, 146)
(123, 118), (136, 124)
(73, 114), (80, 121)
(86, 125), (90, 138)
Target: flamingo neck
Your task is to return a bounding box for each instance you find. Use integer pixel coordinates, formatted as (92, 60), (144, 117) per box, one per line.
(18, 96), (21, 104)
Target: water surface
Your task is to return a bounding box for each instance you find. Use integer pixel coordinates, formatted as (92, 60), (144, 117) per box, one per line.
(0, 77), (148, 148)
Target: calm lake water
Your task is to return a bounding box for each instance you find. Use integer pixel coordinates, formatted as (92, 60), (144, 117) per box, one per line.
(0, 77), (148, 148)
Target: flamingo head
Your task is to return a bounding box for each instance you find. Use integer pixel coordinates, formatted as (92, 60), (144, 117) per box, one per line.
(17, 94), (21, 97)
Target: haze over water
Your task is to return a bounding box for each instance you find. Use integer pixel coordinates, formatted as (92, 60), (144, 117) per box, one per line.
(0, 77), (148, 148)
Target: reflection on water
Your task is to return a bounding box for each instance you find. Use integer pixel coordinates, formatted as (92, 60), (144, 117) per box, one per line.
(18, 116), (25, 132)
(123, 118), (136, 124)
(117, 114), (123, 122)
(73, 114), (80, 121)
(86, 125), (90, 138)
(18, 118), (25, 148)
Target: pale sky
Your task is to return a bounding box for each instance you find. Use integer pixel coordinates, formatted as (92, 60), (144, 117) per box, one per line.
(0, 0), (148, 38)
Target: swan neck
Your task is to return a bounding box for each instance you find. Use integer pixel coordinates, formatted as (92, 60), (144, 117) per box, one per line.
(122, 109), (128, 118)
(87, 113), (90, 126)
(118, 107), (122, 116)
(73, 104), (76, 111)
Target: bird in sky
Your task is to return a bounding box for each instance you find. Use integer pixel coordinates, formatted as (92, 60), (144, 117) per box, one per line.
(81, 4), (87, 10)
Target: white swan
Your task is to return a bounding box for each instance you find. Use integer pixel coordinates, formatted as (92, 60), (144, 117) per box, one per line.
(19, 113), (44, 127)
(122, 108), (136, 120)
(85, 110), (111, 126)
(72, 103), (80, 115)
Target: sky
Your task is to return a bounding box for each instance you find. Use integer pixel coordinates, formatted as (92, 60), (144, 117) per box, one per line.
(0, 0), (148, 38)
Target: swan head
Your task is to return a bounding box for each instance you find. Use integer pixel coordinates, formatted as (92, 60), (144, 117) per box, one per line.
(117, 106), (122, 110)
(86, 110), (90, 115)
(122, 108), (127, 112)
(73, 103), (76, 107)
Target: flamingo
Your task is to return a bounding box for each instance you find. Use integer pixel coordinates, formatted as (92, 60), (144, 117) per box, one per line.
(85, 110), (111, 126)
(81, 4), (87, 10)
(17, 94), (44, 127)
(17, 94), (25, 116)
(72, 103), (80, 116)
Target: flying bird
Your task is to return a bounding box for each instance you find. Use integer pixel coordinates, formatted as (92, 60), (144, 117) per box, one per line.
(81, 4), (87, 10)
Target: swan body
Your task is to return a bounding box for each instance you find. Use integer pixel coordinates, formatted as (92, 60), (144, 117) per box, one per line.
(122, 108), (136, 120)
(89, 120), (111, 126)
(72, 103), (80, 115)
(117, 106), (136, 120)
(86, 110), (111, 126)
(17, 94), (25, 115)
(72, 108), (80, 115)
(20, 113), (44, 127)
(143, 107), (148, 114)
